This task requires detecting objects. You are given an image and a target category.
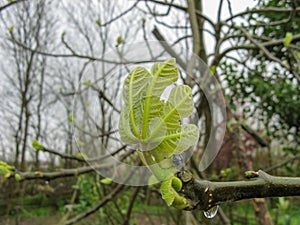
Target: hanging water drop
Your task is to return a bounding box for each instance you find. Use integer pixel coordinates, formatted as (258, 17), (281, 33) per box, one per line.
(203, 205), (219, 219)
(172, 153), (184, 170)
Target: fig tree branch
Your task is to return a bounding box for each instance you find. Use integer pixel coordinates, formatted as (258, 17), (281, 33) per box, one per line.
(178, 170), (300, 211)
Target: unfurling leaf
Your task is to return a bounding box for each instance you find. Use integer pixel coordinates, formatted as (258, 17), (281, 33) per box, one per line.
(68, 114), (74, 123)
(117, 36), (123, 44)
(32, 140), (44, 151)
(0, 161), (15, 179)
(119, 58), (198, 172)
(8, 25), (14, 33)
(284, 32), (293, 47)
(82, 80), (92, 86)
(95, 19), (102, 26)
(119, 58), (199, 209)
(160, 176), (188, 209)
(14, 173), (21, 181)
(100, 177), (113, 185)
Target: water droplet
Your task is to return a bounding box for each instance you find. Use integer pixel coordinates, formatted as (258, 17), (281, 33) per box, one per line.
(172, 154), (184, 170)
(203, 205), (219, 219)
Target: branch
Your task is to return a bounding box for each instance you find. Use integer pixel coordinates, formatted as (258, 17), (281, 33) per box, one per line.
(265, 154), (300, 172)
(187, 0), (200, 55)
(152, 27), (187, 70)
(37, 147), (86, 162)
(18, 165), (100, 181)
(225, 7), (300, 22)
(138, 0), (215, 28)
(63, 168), (136, 225)
(8, 34), (149, 65)
(177, 170), (300, 211)
(122, 186), (141, 225)
(238, 26), (291, 70)
(240, 122), (269, 147)
(63, 183), (125, 225)
(0, 0), (26, 12)
(213, 33), (300, 67)
(15, 148), (133, 181)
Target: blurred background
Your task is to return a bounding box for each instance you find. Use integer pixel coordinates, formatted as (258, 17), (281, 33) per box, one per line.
(0, 0), (299, 224)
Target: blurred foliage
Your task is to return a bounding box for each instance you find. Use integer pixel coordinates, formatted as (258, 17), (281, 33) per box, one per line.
(221, 0), (300, 146)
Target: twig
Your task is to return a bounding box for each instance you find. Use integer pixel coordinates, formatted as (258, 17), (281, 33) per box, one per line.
(18, 165), (100, 181)
(239, 122), (269, 147)
(122, 186), (141, 225)
(16, 148), (134, 181)
(0, 0), (27, 12)
(225, 7), (300, 22)
(37, 147), (86, 162)
(64, 183), (125, 225)
(265, 154), (300, 172)
(212, 33), (300, 67)
(138, 0), (215, 28)
(238, 26), (290, 70)
(63, 171), (135, 225)
(152, 27), (187, 70)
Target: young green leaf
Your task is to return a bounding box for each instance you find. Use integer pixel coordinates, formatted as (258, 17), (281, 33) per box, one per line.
(68, 114), (74, 123)
(95, 19), (102, 26)
(14, 173), (21, 181)
(119, 59), (199, 209)
(160, 176), (189, 209)
(32, 140), (44, 151)
(100, 178), (113, 185)
(284, 32), (293, 47)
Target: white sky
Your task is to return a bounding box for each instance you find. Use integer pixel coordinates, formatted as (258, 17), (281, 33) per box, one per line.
(203, 0), (257, 21)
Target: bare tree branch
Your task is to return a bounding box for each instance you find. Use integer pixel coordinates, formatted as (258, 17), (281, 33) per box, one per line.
(0, 0), (26, 12)
(64, 183), (125, 225)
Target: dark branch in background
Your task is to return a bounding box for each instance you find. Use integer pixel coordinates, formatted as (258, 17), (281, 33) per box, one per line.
(178, 170), (300, 211)
(98, 1), (139, 27)
(14, 148), (134, 181)
(9, 32), (165, 65)
(122, 186), (141, 225)
(36, 147), (86, 162)
(0, 0), (27, 12)
(139, 0), (215, 28)
(63, 169), (136, 225)
(18, 166), (96, 181)
(152, 27), (187, 70)
(64, 183), (125, 225)
(240, 122), (269, 147)
(265, 154), (300, 172)
(212, 33), (300, 69)
(225, 7), (300, 22)
(238, 26), (290, 70)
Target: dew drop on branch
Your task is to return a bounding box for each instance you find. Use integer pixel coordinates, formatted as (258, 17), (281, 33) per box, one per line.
(203, 205), (219, 219)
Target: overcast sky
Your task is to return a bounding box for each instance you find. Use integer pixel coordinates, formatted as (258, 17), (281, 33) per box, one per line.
(203, 0), (257, 21)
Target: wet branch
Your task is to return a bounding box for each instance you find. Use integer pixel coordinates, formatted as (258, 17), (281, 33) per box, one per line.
(178, 170), (300, 211)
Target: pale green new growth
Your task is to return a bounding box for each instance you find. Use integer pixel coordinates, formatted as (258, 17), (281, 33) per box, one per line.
(119, 58), (199, 209)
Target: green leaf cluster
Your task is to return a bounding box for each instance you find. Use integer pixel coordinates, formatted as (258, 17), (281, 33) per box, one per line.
(160, 176), (189, 209)
(0, 161), (18, 180)
(32, 140), (44, 150)
(119, 58), (199, 209)
(119, 58), (198, 174)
